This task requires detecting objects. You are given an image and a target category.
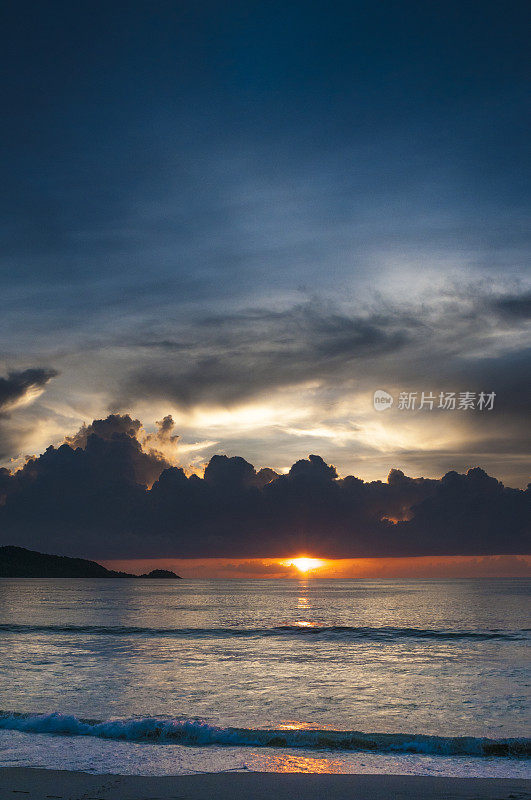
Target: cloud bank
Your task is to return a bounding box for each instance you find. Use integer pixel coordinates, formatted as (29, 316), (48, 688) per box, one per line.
(1, 286), (529, 488)
(0, 414), (527, 560)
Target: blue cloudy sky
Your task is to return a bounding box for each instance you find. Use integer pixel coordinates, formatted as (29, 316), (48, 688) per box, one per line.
(1, 0), (529, 486)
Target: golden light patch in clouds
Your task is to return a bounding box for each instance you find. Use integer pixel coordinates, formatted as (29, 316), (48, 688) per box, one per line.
(5, 416), (78, 473)
(118, 380), (503, 490)
(131, 387), (478, 482)
(167, 396), (311, 433)
(4, 385), (46, 413)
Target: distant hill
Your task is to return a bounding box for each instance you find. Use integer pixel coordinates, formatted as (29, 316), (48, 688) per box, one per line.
(140, 568), (181, 579)
(0, 546), (181, 579)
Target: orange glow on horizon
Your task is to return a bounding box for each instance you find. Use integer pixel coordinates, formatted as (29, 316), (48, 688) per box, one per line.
(101, 554), (531, 579)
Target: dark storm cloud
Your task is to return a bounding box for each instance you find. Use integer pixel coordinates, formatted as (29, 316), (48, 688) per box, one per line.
(120, 303), (413, 407)
(63, 413), (170, 488)
(0, 415), (527, 559)
(65, 414), (143, 448)
(491, 292), (531, 320)
(0, 368), (58, 417)
(0, 368), (59, 461)
(118, 291), (530, 414)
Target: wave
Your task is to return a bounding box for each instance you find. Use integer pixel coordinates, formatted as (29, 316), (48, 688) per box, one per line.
(0, 712), (528, 758)
(0, 623), (527, 641)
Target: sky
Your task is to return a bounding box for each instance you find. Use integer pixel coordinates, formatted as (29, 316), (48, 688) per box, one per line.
(0, 0), (530, 553)
(101, 556), (531, 580)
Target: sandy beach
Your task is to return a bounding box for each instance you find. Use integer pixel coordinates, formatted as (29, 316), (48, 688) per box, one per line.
(0, 768), (529, 800)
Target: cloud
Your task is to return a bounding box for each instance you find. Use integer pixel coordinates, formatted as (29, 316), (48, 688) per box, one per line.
(0, 368), (58, 417)
(118, 301), (412, 408)
(180, 560), (300, 579)
(0, 414), (527, 560)
(65, 414), (143, 448)
(64, 413), (171, 488)
(142, 414), (181, 463)
(0, 367), (59, 462)
(80, 287), (528, 488)
(114, 289), (530, 424)
(491, 291), (531, 320)
(0, 287), (529, 489)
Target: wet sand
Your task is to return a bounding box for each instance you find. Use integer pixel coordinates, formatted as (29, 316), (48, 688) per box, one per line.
(0, 767), (529, 799)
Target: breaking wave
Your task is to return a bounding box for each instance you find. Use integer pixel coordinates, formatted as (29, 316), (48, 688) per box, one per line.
(0, 713), (528, 757)
(0, 623), (527, 641)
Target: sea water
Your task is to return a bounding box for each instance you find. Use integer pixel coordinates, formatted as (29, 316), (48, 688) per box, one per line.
(0, 578), (529, 777)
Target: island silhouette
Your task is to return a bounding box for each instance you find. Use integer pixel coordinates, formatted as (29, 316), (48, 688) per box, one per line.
(0, 546), (181, 579)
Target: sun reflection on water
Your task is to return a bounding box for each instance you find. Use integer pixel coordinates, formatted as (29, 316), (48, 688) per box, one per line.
(277, 720), (324, 731)
(248, 752), (346, 773)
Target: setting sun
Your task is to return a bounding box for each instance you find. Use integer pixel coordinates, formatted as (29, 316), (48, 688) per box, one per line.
(286, 558), (325, 573)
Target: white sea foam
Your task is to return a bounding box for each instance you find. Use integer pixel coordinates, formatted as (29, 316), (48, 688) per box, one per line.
(0, 713), (528, 757)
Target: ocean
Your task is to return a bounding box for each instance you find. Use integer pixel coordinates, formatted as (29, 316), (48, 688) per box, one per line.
(0, 578), (529, 778)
